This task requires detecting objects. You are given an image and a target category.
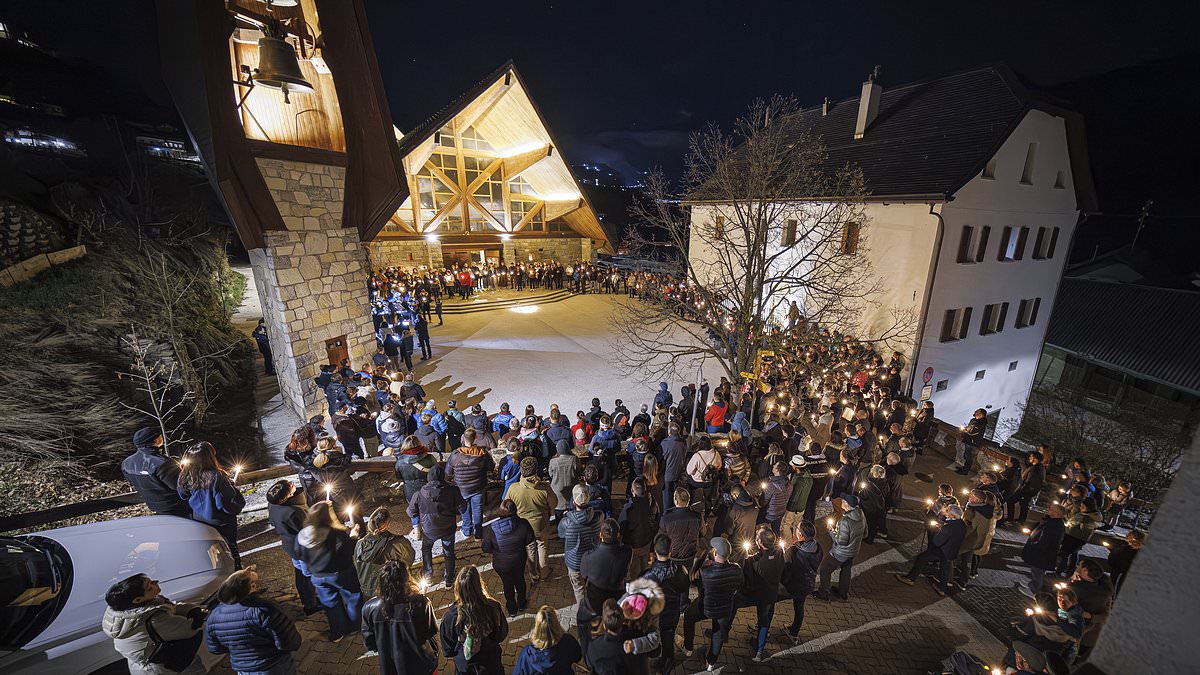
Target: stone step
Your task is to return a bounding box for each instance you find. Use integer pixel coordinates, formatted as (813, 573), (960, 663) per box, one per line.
(440, 289), (575, 314)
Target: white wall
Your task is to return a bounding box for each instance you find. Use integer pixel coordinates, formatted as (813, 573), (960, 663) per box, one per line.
(913, 110), (1080, 441)
(686, 200), (940, 387)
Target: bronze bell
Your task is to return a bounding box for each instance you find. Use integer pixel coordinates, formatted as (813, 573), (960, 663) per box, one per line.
(255, 35), (314, 104)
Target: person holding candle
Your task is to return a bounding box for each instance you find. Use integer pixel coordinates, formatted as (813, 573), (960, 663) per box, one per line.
(407, 464), (463, 588)
(813, 493), (865, 601)
(782, 520), (822, 643)
(893, 504), (966, 596)
(362, 554), (444, 672)
(121, 427), (191, 518)
(1020, 503), (1067, 597)
(265, 480), (322, 617)
(297, 501), (363, 643)
(955, 408), (987, 475)
(681, 537), (744, 671)
(742, 526), (786, 662)
(177, 441), (245, 569)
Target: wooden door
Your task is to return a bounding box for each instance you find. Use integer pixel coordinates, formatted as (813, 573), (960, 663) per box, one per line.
(325, 335), (348, 366)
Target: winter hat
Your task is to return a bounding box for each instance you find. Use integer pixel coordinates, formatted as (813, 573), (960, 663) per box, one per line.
(620, 593), (647, 619)
(574, 427), (587, 442)
(710, 537), (731, 558)
(133, 427), (160, 447)
(840, 493), (860, 509)
(381, 418), (400, 433)
(640, 404), (648, 413)
(471, 404), (483, 415)
(520, 457), (538, 477)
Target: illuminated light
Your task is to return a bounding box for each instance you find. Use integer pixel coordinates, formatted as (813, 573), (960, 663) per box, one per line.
(325, 485), (332, 503)
(1024, 608), (1035, 616)
(1061, 474), (1069, 480)
(760, 481), (768, 491)
(1054, 582), (1067, 590)
(1102, 541), (1112, 548)
(858, 481), (867, 489)
(500, 233), (512, 241)
(1033, 606), (1045, 614)
(778, 540), (787, 551)
(179, 458), (190, 467)
(911, 409), (918, 417)
(346, 505), (355, 524)
(424, 233), (439, 242)
(232, 465), (242, 482)
(827, 468), (837, 476)
(1053, 500), (1060, 506)
(417, 576), (430, 593)
(925, 498), (934, 506)
(742, 540), (752, 553)
(928, 520), (940, 528)
(961, 488), (970, 495)
(826, 517), (835, 529)
(496, 140), (549, 158)
(992, 669), (1004, 675)
(1022, 528), (1032, 535)
(993, 464), (1002, 471)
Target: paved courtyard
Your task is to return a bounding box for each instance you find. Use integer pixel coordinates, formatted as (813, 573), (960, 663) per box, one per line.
(222, 290), (1113, 674)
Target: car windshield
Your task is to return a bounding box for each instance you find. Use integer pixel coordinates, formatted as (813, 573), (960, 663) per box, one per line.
(0, 536), (72, 651)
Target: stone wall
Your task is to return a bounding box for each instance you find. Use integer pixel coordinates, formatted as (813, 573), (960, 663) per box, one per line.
(250, 158), (376, 420)
(367, 239), (440, 269)
(509, 236), (592, 264)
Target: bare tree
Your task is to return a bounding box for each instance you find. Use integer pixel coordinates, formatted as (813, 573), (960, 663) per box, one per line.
(616, 96), (912, 384)
(117, 329), (196, 453)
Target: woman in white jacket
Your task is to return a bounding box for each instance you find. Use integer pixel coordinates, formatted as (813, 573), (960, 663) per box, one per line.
(101, 573), (207, 675)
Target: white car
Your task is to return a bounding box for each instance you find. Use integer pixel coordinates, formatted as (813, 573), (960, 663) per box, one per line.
(0, 515), (235, 674)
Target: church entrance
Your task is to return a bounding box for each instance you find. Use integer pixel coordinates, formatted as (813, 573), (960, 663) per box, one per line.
(442, 245), (502, 268)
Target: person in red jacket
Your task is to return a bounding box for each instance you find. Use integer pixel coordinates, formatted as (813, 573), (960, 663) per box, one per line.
(455, 269), (473, 299)
(704, 393), (729, 433)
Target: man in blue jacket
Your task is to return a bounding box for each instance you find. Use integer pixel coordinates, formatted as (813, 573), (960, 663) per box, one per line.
(121, 427), (191, 518)
(205, 568), (301, 675)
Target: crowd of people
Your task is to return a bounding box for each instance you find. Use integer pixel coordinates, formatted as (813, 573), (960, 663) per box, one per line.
(110, 275), (1149, 675)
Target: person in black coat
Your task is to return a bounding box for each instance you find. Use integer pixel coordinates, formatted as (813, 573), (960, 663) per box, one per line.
(1020, 504), (1067, 596)
(578, 518), (632, 663)
(893, 504), (967, 596)
(742, 527), (786, 660)
(265, 480), (320, 615)
(782, 520), (822, 642)
(1005, 452), (1047, 526)
(121, 427), (191, 517)
(682, 537), (744, 670)
(586, 599), (648, 675)
(619, 478), (657, 578)
(407, 464), (464, 586)
(481, 499), (535, 617)
(362, 561), (440, 675)
(296, 502), (363, 642)
(640, 534), (689, 675)
(659, 487), (702, 564)
(956, 408), (987, 475)
(440, 566), (509, 675)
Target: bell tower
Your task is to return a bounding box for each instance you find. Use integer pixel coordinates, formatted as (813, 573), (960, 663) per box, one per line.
(157, 0), (406, 420)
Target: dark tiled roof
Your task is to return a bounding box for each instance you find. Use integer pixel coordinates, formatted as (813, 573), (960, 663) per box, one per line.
(783, 66), (1026, 198)
(394, 60), (515, 159)
(1045, 278), (1200, 395)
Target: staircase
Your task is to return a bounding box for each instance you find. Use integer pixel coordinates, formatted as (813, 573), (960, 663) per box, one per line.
(440, 289), (575, 315)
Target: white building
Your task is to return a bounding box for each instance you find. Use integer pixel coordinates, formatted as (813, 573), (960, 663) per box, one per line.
(688, 66), (1097, 441)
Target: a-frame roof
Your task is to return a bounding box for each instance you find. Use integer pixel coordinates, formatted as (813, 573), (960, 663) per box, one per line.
(390, 61), (610, 251)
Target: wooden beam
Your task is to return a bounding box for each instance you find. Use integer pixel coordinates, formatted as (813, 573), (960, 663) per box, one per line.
(543, 197), (584, 221)
(501, 145), (552, 180)
(512, 201), (544, 232)
(455, 78), (512, 133)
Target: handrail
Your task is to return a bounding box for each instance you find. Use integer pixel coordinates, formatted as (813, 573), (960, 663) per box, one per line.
(0, 457), (401, 534)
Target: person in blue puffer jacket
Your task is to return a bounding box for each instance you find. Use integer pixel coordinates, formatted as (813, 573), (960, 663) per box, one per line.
(205, 568), (301, 675)
(491, 402), (515, 434)
(177, 441), (245, 568)
(513, 606), (582, 675)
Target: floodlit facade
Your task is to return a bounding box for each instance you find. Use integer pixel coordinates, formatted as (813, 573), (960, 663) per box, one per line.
(688, 66), (1097, 441)
(370, 63), (610, 268)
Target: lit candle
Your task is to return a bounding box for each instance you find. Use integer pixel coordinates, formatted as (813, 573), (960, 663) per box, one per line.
(1061, 474), (1068, 480)
(961, 488), (970, 496)
(992, 668), (1004, 675)
(859, 481), (867, 489)
(742, 540), (752, 554)
(1053, 500), (1060, 506)
(1024, 608), (1035, 616)
(417, 576), (429, 594)
(928, 520), (940, 528)
(1102, 541), (1112, 548)
(828, 468), (837, 476)
(325, 485), (332, 503)
(925, 498), (934, 506)
(179, 458), (189, 467)
(760, 481), (768, 491)
(346, 505), (355, 525)
(826, 517), (835, 529)
(232, 465), (242, 483)
(992, 464), (1002, 471)
(911, 409), (918, 417)
(1059, 488), (1067, 494)
(1022, 527), (1032, 535)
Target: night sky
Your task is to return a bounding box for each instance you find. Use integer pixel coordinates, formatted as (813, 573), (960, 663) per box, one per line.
(3, 1), (1199, 269)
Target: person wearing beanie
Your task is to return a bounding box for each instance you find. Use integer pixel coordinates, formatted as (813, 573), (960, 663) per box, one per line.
(681, 537), (744, 670)
(482, 499), (535, 618)
(121, 427), (191, 517)
(548, 439), (579, 523)
(558, 484), (603, 603)
(814, 493), (865, 601)
(507, 456), (558, 583)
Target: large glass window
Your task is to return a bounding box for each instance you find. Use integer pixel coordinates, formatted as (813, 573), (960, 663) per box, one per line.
(429, 152), (459, 184)
(460, 125), (494, 152)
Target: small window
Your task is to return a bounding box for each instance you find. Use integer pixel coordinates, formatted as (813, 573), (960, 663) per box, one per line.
(713, 215), (725, 240)
(1016, 297), (1042, 328)
(1045, 227), (1059, 258)
(982, 158), (997, 180)
(1032, 227), (1060, 259)
(1020, 142), (1038, 185)
(940, 306), (973, 342)
(998, 226), (1029, 262)
(1054, 170), (1066, 189)
(957, 225), (991, 263)
(840, 221), (861, 255)
(781, 219), (798, 247)
(979, 302), (1009, 336)
(1009, 361), (1019, 372)
(975, 369), (987, 381)
(936, 379), (949, 392)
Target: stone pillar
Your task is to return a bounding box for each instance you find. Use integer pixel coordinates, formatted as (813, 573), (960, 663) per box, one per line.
(250, 158), (377, 421)
(580, 237), (593, 262)
(1084, 431), (1200, 673)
